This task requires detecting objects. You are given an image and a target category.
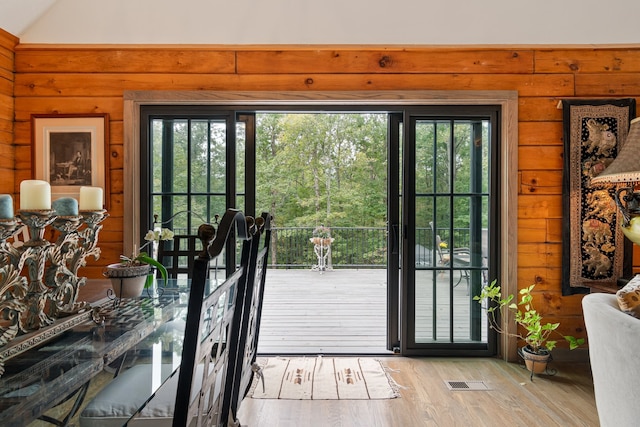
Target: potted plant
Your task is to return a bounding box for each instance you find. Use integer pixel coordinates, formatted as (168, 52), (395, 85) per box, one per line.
(104, 228), (173, 298)
(474, 280), (584, 375)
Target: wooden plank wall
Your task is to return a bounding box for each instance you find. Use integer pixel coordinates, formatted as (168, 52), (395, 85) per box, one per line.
(0, 29), (17, 197)
(9, 43), (640, 345)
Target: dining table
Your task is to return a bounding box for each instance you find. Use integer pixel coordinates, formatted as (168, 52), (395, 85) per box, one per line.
(0, 279), (192, 427)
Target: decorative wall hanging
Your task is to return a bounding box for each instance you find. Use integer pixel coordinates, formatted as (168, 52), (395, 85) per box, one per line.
(32, 113), (110, 209)
(562, 99), (636, 295)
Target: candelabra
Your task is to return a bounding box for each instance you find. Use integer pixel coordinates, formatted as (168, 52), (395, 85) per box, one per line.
(0, 209), (108, 347)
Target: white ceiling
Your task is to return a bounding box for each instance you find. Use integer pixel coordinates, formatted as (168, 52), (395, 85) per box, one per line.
(1, 0), (640, 45)
(0, 0), (56, 36)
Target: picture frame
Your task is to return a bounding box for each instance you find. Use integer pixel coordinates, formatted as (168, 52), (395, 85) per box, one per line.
(31, 113), (110, 209)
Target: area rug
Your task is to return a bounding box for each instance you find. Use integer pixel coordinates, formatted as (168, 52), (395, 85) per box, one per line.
(249, 357), (400, 400)
(561, 99), (635, 295)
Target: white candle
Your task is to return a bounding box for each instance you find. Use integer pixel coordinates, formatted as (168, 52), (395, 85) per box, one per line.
(20, 180), (51, 210)
(79, 186), (103, 210)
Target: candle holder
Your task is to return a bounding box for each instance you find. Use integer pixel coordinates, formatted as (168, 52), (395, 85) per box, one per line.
(0, 209), (108, 345)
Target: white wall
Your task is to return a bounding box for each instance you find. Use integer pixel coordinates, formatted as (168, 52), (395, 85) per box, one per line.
(4, 0), (640, 45)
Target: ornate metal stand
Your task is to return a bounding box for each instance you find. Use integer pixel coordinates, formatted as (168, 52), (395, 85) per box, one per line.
(0, 209), (108, 375)
(310, 237), (333, 273)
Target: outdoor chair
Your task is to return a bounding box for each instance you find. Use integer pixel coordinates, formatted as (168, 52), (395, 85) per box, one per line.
(435, 234), (471, 293)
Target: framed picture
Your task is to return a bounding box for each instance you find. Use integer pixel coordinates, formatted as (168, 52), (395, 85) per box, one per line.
(31, 113), (110, 209)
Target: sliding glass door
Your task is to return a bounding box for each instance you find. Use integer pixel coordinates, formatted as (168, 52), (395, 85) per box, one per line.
(138, 102), (502, 356)
(401, 107), (499, 356)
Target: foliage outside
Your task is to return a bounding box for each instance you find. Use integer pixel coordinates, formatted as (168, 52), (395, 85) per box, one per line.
(474, 280), (584, 353)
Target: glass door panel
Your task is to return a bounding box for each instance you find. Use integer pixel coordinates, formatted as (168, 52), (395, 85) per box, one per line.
(140, 106), (237, 277)
(403, 110), (497, 355)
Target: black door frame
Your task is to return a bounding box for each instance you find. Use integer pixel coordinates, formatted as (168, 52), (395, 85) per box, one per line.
(400, 106), (500, 356)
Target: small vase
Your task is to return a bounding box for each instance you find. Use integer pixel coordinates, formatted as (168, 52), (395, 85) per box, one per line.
(104, 263), (150, 298)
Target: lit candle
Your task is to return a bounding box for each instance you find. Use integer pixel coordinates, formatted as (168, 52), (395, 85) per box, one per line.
(52, 197), (79, 216)
(79, 186), (103, 211)
(0, 194), (13, 219)
(20, 180), (51, 210)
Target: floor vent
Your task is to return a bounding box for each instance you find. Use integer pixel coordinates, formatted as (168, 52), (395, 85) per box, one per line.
(445, 380), (490, 391)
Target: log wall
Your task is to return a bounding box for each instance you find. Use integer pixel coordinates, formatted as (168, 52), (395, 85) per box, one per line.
(0, 29), (17, 197)
(9, 43), (640, 346)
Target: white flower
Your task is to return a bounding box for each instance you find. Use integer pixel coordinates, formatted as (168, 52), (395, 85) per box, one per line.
(144, 228), (174, 242)
(159, 228), (174, 240)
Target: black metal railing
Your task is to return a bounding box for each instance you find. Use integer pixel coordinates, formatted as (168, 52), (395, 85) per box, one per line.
(269, 227), (387, 269)
(169, 225), (473, 269)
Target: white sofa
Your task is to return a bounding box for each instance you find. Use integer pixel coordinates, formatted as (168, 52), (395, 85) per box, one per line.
(582, 293), (640, 427)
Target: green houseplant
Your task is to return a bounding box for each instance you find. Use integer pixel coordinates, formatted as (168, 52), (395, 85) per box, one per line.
(104, 228), (172, 298)
(474, 280), (584, 374)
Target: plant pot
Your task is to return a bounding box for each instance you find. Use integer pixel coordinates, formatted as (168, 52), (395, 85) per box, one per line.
(103, 263), (150, 298)
(310, 237), (333, 246)
(519, 346), (551, 374)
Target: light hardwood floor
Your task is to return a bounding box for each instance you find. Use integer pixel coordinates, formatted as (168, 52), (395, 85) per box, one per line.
(237, 356), (598, 427)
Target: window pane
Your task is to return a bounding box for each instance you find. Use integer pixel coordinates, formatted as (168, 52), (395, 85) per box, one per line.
(434, 121), (451, 194)
(190, 120), (212, 194)
(171, 120), (189, 192)
(236, 122), (245, 200)
(209, 121), (227, 194)
(415, 120), (435, 194)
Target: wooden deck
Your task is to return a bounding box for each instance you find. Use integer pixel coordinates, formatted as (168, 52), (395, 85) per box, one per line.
(257, 268), (481, 355)
(258, 269), (390, 354)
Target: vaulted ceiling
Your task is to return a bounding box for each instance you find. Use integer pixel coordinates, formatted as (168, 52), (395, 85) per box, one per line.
(0, 0), (56, 36)
(2, 0), (640, 45)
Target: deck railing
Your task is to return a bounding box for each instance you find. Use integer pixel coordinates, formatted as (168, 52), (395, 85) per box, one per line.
(269, 227), (387, 269)
(268, 226), (472, 269)
(170, 225), (473, 269)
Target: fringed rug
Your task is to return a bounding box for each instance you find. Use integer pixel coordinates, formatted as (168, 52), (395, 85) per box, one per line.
(249, 357), (400, 400)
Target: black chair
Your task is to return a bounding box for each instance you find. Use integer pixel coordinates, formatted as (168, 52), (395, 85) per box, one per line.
(172, 208), (253, 427)
(223, 212), (272, 424)
(79, 209), (268, 427)
(157, 234), (201, 279)
(155, 211), (213, 280)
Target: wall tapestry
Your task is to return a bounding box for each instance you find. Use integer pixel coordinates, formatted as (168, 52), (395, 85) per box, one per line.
(562, 99), (636, 295)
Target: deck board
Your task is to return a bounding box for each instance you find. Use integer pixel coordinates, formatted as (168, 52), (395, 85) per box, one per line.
(258, 269), (388, 354)
(257, 269), (482, 354)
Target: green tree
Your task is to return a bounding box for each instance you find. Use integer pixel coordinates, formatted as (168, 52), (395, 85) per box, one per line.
(256, 113), (387, 229)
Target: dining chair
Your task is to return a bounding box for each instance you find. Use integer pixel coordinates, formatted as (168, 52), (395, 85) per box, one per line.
(79, 209), (268, 427)
(222, 212), (272, 423)
(157, 233), (201, 279)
